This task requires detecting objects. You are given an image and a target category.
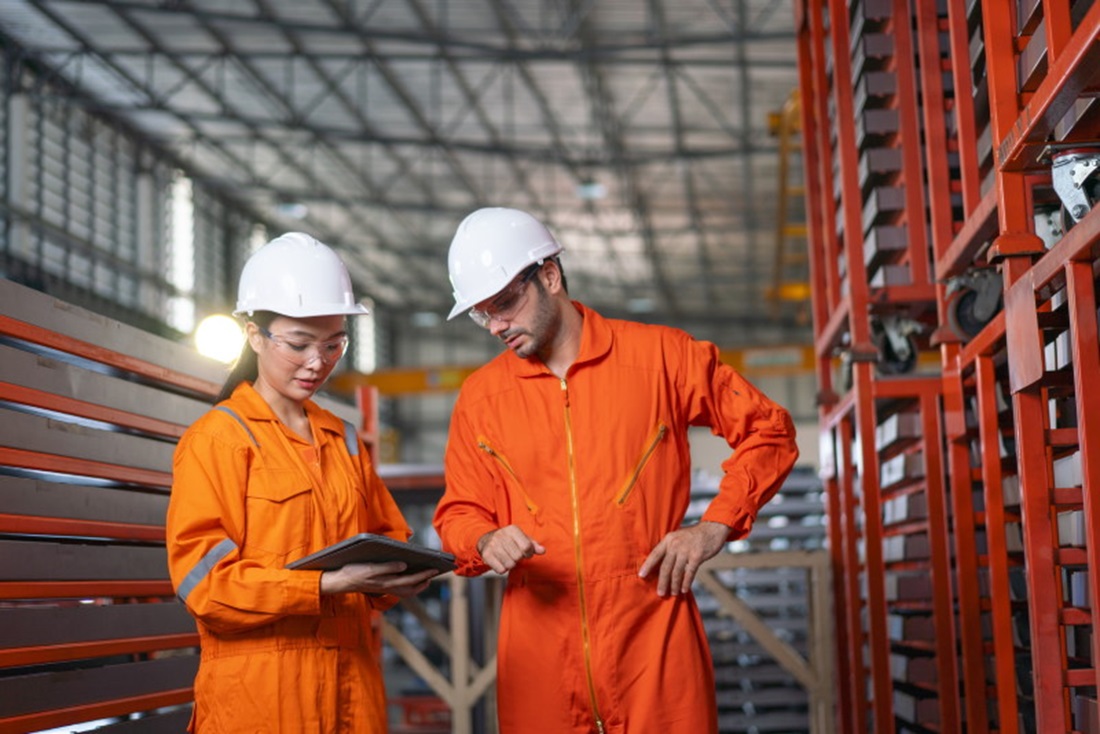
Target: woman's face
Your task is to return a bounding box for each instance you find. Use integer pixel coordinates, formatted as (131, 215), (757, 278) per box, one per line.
(247, 314), (348, 406)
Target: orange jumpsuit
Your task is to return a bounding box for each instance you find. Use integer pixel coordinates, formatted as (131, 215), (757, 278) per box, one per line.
(166, 383), (410, 733)
(434, 303), (798, 734)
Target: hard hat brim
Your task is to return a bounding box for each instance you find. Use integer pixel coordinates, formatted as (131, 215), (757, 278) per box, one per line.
(233, 302), (371, 318)
(447, 301), (468, 320)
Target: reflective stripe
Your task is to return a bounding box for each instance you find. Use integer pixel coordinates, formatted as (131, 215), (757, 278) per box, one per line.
(214, 406), (259, 448)
(342, 420), (359, 456)
(177, 537), (237, 603)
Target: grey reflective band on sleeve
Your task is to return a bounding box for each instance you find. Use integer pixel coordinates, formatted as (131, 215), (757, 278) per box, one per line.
(177, 537), (237, 603)
(342, 420), (359, 456)
(214, 406), (259, 448)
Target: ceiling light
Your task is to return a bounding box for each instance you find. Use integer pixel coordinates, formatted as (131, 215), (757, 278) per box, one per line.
(576, 180), (607, 201)
(274, 200), (309, 220)
(194, 314), (244, 363)
(411, 311), (442, 328)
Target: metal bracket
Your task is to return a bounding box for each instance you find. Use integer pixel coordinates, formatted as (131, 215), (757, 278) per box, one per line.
(1051, 149), (1100, 224)
(1033, 206), (1064, 250)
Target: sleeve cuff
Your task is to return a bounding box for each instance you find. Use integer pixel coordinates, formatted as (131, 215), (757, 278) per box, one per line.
(701, 506), (755, 540)
(284, 569), (324, 614)
(367, 593), (400, 612)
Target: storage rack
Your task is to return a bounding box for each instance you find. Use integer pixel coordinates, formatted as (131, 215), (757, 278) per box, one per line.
(689, 466), (828, 733)
(797, 0), (1100, 732)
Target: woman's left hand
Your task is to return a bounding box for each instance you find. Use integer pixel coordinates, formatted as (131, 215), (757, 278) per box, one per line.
(320, 562), (439, 598)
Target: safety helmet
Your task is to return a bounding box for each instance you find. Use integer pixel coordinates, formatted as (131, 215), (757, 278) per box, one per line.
(233, 232), (370, 318)
(446, 207), (563, 320)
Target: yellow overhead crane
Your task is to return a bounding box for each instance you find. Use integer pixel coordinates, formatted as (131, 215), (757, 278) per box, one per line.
(328, 344), (819, 397)
(766, 88), (812, 321)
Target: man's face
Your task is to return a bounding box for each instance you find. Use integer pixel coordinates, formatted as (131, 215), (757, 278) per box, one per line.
(489, 274), (560, 361)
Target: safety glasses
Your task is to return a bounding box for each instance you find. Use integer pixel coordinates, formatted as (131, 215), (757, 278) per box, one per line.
(468, 264), (542, 328)
(258, 326), (349, 367)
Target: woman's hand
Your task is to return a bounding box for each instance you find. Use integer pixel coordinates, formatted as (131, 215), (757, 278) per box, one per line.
(320, 562), (439, 598)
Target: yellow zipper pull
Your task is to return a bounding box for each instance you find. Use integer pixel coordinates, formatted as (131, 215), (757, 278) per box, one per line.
(560, 377), (569, 407)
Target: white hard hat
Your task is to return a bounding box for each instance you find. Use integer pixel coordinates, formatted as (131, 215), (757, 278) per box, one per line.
(446, 207), (563, 320)
(233, 232), (370, 318)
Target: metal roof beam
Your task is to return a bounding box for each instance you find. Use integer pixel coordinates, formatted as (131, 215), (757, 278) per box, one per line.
(145, 110), (779, 162)
(189, 2), (439, 229)
(570, 4), (680, 317)
(80, 1), (429, 304)
(647, 0), (716, 307)
(316, 0), (486, 202)
(50, 48), (797, 68)
(403, 0), (547, 212)
(484, 0), (635, 286)
(80, 1), (795, 53)
(734, 0), (761, 301)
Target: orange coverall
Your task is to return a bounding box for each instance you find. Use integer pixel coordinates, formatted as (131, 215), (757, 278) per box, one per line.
(434, 303), (798, 733)
(166, 383), (411, 733)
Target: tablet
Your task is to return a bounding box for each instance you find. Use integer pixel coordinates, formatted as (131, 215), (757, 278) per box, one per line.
(286, 533), (456, 573)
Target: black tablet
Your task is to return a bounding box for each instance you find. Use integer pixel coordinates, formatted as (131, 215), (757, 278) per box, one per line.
(286, 533), (456, 573)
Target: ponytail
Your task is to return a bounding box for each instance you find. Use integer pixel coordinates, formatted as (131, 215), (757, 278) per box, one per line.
(214, 311), (275, 404)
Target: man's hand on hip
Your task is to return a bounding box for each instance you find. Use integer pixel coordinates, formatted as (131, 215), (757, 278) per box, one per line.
(639, 520), (730, 596)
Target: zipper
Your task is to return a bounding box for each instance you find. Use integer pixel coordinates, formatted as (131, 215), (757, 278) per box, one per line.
(561, 377), (606, 733)
(614, 423), (669, 506)
(477, 437), (540, 516)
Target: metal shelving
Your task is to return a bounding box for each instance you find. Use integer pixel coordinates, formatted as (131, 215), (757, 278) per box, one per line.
(797, 0), (1100, 731)
(690, 466), (829, 733)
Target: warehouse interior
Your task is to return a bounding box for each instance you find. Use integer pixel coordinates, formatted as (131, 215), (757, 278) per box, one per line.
(0, 0), (1098, 733)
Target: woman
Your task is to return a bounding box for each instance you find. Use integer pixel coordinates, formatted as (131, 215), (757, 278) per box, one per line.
(166, 232), (438, 733)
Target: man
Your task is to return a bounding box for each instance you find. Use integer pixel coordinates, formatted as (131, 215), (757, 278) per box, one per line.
(433, 207), (799, 733)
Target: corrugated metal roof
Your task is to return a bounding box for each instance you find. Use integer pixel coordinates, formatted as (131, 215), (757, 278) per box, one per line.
(0, 0), (810, 345)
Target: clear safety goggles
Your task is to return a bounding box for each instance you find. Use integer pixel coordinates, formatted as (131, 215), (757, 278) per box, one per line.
(258, 326), (349, 366)
(468, 263), (542, 329)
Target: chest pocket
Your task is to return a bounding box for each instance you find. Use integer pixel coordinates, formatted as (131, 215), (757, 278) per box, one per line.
(213, 406), (316, 559)
(614, 423), (669, 507)
(244, 468), (313, 558)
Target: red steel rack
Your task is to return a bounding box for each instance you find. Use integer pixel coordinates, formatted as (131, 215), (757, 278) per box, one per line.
(796, 0), (1100, 731)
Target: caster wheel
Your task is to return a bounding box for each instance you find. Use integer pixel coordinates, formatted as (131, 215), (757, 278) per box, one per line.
(947, 288), (986, 339)
(875, 333), (917, 375)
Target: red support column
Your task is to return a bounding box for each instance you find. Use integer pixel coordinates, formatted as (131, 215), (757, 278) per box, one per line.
(834, 413), (867, 733)
(852, 363), (893, 733)
(976, 354), (1022, 733)
(800, 0), (1100, 730)
(1065, 261), (1100, 695)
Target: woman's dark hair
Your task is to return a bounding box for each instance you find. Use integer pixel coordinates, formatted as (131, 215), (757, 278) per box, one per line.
(215, 310), (276, 404)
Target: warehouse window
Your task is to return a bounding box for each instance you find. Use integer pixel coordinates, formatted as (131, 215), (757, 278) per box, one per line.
(353, 299), (377, 374)
(167, 173), (196, 333)
(248, 223), (267, 256)
(0, 51), (399, 365)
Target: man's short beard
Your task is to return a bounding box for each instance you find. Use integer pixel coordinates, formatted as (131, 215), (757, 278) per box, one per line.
(514, 282), (558, 361)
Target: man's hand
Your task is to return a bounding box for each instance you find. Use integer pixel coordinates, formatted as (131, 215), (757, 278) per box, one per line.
(477, 525), (546, 574)
(639, 521), (730, 596)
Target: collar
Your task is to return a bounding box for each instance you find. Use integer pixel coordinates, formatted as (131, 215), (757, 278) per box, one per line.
(228, 381), (347, 438)
(511, 300), (613, 377)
